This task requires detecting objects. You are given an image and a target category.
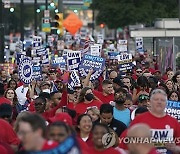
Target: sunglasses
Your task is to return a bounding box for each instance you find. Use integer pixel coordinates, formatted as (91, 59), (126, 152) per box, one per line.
(136, 71), (142, 73)
(139, 95), (149, 100)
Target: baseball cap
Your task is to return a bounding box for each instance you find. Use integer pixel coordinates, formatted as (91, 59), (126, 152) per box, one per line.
(113, 77), (124, 87)
(49, 113), (73, 126)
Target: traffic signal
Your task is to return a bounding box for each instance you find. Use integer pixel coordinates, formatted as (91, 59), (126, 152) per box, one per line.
(54, 13), (63, 35)
(100, 23), (105, 28)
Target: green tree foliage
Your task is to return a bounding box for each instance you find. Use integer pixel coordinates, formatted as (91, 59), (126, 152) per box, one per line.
(6, 5), (35, 33)
(91, 0), (179, 29)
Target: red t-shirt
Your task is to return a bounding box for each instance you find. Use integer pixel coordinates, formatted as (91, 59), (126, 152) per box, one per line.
(148, 148), (160, 154)
(90, 147), (120, 154)
(41, 140), (58, 151)
(93, 90), (114, 104)
(0, 119), (20, 146)
(77, 138), (90, 154)
(74, 100), (102, 115)
(66, 102), (75, 110)
(0, 97), (11, 105)
(0, 145), (8, 154)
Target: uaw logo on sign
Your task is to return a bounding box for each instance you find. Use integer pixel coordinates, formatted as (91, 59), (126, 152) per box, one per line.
(78, 54), (105, 81)
(18, 58), (33, 84)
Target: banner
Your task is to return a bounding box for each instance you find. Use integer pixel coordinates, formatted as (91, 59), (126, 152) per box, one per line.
(16, 53), (26, 65)
(90, 44), (102, 57)
(97, 34), (104, 44)
(33, 36), (42, 49)
(108, 52), (119, 60)
(36, 47), (46, 56)
(136, 37), (143, 53)
(65, 33), (73, 46)
(32, 65), (42, 81)
(79, 54), (105, 80)
(117, 40), (128, 52)
(117, 53), (133, 74)
(33, 48), (49, 65)
(90, 45), (100, 57)
(48, 36), (53, 47)
(51, 56), (66, 70)
(67, 51), (81, 71)
(165, 100), (180, 122)
(68, 70), (81, 90)
(28, 136), (81, 154)
(18, 57), (33, 84)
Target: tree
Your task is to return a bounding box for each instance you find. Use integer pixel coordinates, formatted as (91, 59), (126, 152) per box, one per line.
(91, 0), (179, 29)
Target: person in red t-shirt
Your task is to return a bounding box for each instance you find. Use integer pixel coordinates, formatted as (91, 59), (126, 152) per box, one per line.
(127, 89), (180, 153)
(90, 123), (120, 154)
(0, 82), (12, 106)
(76, 114), (93, 146)
(17, 113), (58, 152)
(93, 80), (114, 104)
(75, 87), (102, 115)
(127, 123), (159, 154)
(0, 119), (20, 152)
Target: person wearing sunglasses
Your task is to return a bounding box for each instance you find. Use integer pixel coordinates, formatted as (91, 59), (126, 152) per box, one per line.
(138, 94), (150, 108)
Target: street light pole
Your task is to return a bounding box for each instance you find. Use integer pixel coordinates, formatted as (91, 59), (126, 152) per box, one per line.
(179, 0), (180, 22)
(45, 0), (48, 44)
(34, 0), (37, 35)
(58, 0), (63, 13)
(20, 0), (24, 41)
(0, 1), (5, 63)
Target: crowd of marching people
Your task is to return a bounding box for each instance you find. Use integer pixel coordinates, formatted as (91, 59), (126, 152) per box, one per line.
(0, 39), (180, 154)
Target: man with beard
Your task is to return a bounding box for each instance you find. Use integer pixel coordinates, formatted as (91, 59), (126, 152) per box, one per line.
(113, 88), (131, 127)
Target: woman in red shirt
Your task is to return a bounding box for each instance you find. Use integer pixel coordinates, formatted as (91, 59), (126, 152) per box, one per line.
(76, 114), (93, 146)
(74, 87), (102, 115)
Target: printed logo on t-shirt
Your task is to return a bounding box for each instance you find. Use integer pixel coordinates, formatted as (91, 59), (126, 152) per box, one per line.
(151, 125), (174, 154)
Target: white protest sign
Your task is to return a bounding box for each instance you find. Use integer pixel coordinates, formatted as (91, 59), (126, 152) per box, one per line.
(68, 70), (81, 90)
(90, 45), (100, 57)
(57, 40), (64, 50)
(65, 33), (73, 46)
(33, 36), (42, 49)
(117, 40), (128, 52)
(136, 37), (143, 52)
(97, 34), (104, 44)
(117, 53), (133, 74)
(67, 51), (81, 71)
(48, 36), (53, 47)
